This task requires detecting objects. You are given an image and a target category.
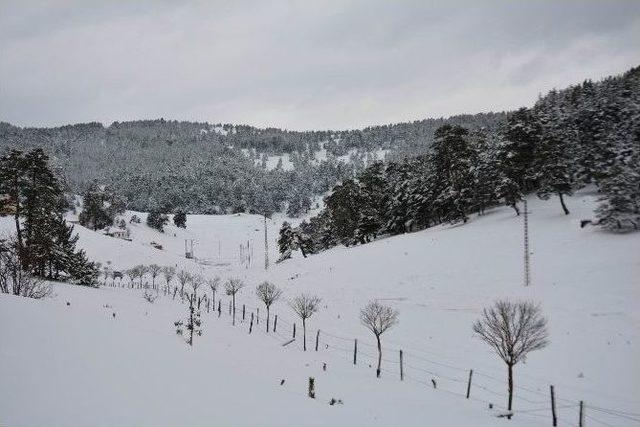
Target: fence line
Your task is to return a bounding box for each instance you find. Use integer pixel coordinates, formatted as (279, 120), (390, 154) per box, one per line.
(112, 282), (635, 426)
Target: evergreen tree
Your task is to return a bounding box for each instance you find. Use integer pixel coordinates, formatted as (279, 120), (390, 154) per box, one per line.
(324, 178), (363, 245)
(429, 125), (476, 223)
(533, 100), (578, 215)
(22, 149), (67, 275)
(79, 182), (125, 230)
(286, 191), (312, 217)
(496, 108), (540, 214)
(0, 149), (27, 253)
(0, 148), (99, 284)
(355, 162), (389, 242)
(147, 210), (169, 232)
(385, 160), (416, 234)
(469, 130), (500, 215)
(277, 221), (295, 261)
(173, 210), (187, 228)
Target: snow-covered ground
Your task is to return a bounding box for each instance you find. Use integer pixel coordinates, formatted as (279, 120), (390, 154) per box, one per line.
(1, 192), (639, 426)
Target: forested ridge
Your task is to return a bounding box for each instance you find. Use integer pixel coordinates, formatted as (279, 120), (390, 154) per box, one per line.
(0, 111), (503, 216)
(1, 67), (638, 225)
(278, 66), (640, 259)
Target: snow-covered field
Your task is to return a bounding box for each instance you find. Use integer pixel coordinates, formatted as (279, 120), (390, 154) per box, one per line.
(1, 192), (639, 426)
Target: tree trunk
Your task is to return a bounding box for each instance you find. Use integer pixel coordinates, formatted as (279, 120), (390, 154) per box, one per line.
(13, 208), (23, 255)
(507, 363), (514, 417)
(511, 203), (520, 216)
(303, 318), (307, 351)
(266, 306), (270, 332)
(232, 293), (236, 325)
(376, 334), (382, 378)
(189, 301), (194, 346)
(558, 193), (570, 215)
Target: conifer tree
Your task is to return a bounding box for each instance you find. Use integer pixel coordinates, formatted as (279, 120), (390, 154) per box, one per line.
(173, 210), (187, 228)
(430, 125), (476, 223)
(496, 108), (540, 214)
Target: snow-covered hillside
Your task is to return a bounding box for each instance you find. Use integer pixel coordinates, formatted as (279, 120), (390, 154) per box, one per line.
(1, 192), (639, 426)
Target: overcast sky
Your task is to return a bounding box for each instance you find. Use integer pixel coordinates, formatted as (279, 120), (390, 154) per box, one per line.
(1, 1), (639, 131)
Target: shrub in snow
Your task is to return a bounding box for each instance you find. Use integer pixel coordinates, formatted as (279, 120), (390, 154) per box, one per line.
(0, 237), (52, 299)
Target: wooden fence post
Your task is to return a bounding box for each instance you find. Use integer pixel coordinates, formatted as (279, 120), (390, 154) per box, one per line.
(466, 370), (473, 399)
(315, 330), (320, 351)
(550, 385), (557, 427)
(242, 304), (246, 320)
(400, 350), (404, 381)
(353, 339), (357, 365)
(218, 301), (221, 317)
(274, 315), (278, 332)
(308, 377), (315, 398)
(256, 308), (259, 324)
(293, 323), (296, 339)
(249, 312), (254, 334)
(579, 401), (584, 427)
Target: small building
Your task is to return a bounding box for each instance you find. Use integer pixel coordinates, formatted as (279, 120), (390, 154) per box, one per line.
(105, 227), (130, 239)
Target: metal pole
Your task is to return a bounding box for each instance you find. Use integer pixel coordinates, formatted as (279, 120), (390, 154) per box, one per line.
(264, 215), (269, 270)
(523, 198), (531, 287)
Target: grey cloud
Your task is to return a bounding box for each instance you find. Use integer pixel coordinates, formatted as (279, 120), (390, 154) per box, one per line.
(0, 0), (639, 130)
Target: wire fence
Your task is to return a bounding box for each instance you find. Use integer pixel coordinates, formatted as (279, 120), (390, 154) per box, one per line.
(107, 280), (640, 427)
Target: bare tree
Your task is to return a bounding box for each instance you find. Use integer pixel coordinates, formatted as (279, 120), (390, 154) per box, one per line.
(162, 266), (176, 294)
(207, 276), (220, 306)
(125, 268), (135, 288)
(0, 237), (51, 299)
(290, 294), (321, 351)
(473, 300), (549, 415)
(101, 265), (111, 286)
(148, 264), (162, 289)
(360, 301), (399, 378)
(130, 264), (148, 288)
(256, 281), (282, 332)
(224, 278), (244, 325)
(190, 273), (203, 295)
(176, 269), (192, 297)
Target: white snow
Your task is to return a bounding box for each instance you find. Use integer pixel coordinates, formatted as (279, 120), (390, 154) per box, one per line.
(1, 192), (639, 426)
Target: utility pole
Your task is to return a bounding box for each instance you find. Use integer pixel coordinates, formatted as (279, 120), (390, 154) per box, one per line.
(185, 239), (194, 259)
(523, 198), (531, 287)
(264, 215), (269, 270)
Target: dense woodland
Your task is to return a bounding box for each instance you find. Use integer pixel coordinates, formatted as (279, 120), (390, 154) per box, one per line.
(1, 66), (638, 249)
(278, 66), (640, 259)
(0, 111), (503, 216)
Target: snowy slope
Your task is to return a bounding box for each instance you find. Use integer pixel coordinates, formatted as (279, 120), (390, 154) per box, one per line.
(1, 191), (639, 426)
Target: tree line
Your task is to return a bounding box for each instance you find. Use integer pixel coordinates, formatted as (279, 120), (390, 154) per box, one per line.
(278, 67), (640, 258)
(0, 149), (100, 297)
(116, 265), (547, 418)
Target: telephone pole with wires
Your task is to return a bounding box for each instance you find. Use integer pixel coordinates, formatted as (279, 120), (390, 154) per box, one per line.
(523, 198), (531, 287)
(264, 215), (269, 271)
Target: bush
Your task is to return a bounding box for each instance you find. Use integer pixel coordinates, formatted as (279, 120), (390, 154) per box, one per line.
(173, 210), (187, 228)
(147, 210), (168, 232)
